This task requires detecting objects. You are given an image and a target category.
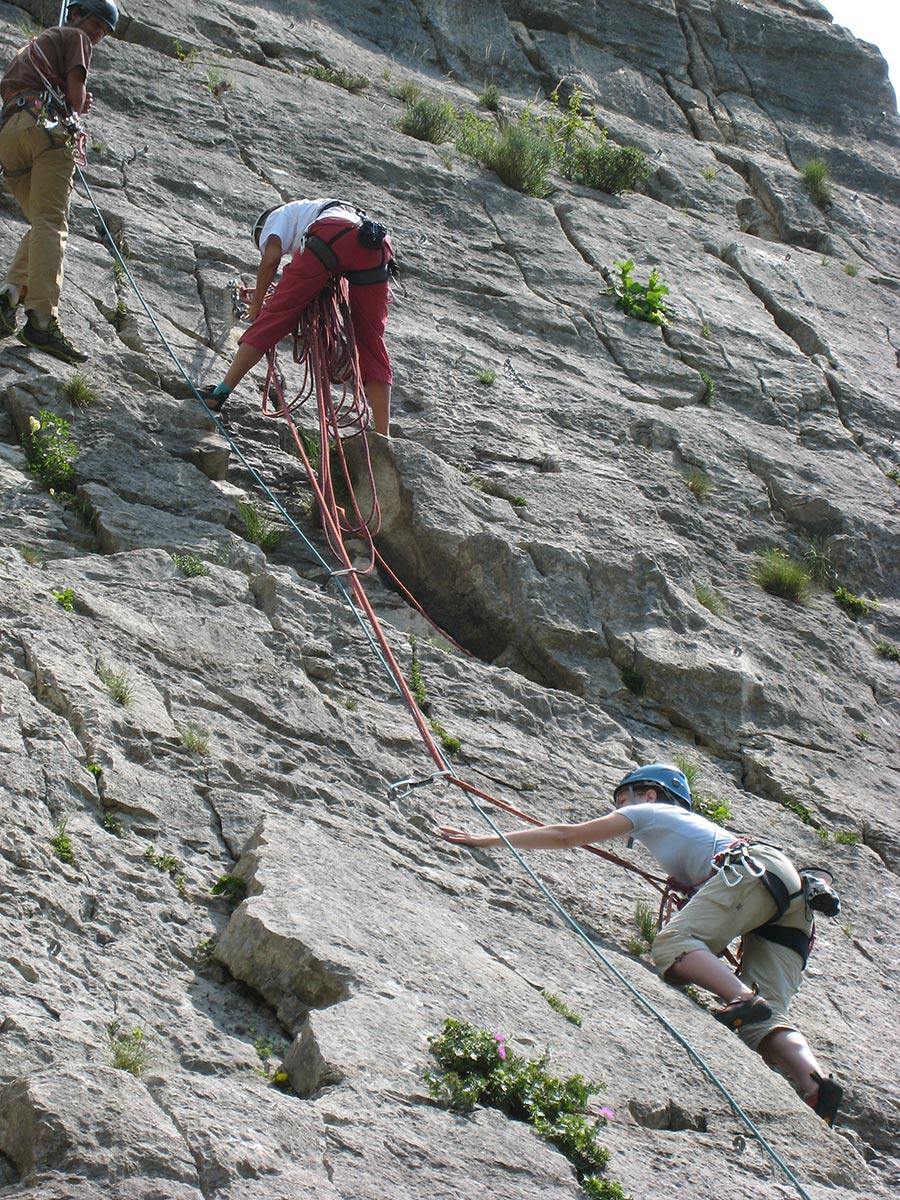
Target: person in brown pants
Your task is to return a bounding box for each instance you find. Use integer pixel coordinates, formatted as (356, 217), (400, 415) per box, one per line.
(0, 1), (118, 363)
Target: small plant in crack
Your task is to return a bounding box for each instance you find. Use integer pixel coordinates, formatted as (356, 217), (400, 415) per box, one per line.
(305, 62), (370, 93)
(102, 811), (125, 837)
(409, 633), (462, 753)
(674, 755), (731, 825)
(833, 586), (878, 620)
(695, 582), (727, 616)
(389, 78), (422, 105)
(53, 587), (76, 611)
(476, 367), (497, 385)
(50, 818), (76, 864)
(238, 499), (285, 552)
(171, 552), (210, 577)
(843, 260), (858, 277)
(108, 1020), (150, 1075)
(179, 724), (210, 755)
(620, 666), (644, 695)
(96, 663), (135, 706)
(874, 639), (900, 663)
(251, 1028), (289, 1082)
(698, 371), (715, 405)
(479, 83), (501, 111)
(803, 538), (836, 587)
(608, 259), (673, 326)
(629, 899), (657, 953)
(210, 874), (248, 904)
(397, 95), (459, 143)
(542, 990), (583, 1026)
(206, 66), (231, 98)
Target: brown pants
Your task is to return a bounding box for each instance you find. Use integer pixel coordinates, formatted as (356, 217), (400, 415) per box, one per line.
(0, 109), (75, 320)
(652, 846), (812, 1050)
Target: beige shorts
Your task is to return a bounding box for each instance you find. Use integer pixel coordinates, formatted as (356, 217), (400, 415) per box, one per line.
(651, 846), (812, 1050)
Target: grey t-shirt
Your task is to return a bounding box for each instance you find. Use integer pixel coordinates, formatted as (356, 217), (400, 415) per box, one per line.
(619, 803), (734, 886)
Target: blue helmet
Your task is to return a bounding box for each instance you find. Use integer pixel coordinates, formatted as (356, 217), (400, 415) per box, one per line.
(614, 763), (692, 810)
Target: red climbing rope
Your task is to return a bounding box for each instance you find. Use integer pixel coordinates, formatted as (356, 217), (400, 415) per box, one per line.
(245, 280), (690, 922)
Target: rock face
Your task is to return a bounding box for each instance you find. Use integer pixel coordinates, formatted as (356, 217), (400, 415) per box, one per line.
(1, 1), (899, 1198)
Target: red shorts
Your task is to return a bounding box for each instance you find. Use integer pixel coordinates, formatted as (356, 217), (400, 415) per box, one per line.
(240, 217), (393, 384)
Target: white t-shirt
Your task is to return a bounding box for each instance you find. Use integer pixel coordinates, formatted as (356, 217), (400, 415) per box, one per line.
(619, 803), (734, 886)
(258, 198), (360, 257)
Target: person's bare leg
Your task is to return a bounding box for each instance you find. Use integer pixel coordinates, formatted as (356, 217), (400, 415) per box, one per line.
(666, 949), (755, 1003)
(222, 341), (265, 390)
(364, 380), (391, 436)
(758, 1029), (824, 1095)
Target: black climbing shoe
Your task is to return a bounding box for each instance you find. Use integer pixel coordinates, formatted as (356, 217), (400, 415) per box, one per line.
(17, 315), (87, 364)
(713, 995), (772, 1030)
(807, 1072), (843, 1127)
(0, 291), (19, 338)
(195, 384), (229, 413)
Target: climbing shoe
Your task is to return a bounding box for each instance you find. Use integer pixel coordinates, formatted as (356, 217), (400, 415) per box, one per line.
(713, 995), (772, 1030)
(806, 1072), (843, 1127)
(17, 315), (87, 364)
(195, 384), (229, 413)
(0, 291), (19, 338)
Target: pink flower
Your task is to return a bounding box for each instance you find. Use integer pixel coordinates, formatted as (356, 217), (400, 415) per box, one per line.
(599, 1106), (615, 1121)
(493, 1033), (507, 1060)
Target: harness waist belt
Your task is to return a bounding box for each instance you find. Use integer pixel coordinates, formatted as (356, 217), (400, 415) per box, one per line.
(754, 923), (812, 968)
(306, 232), (392, 286)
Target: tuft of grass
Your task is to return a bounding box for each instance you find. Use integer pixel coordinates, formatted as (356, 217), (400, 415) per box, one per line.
(304, 62), (369, 92)
(144, 845), (183, 877)
(53, 587), (75, 611)
(50, 818), (76, 864)
(108, 1020), (150, 1075)
(21, 544), (46, 566)
(800, 158), (832, 209)
(97, 663), (135, 706)
(542, 990), (583, 1026)
(674, 754), (731, 824)
(695, 583), (726, 616)
(210, 874), (248, 904)
(397, 95), (458, 143)
(476, 367), (497, 385)
(683, 467), (711, 501)
(102, 811), (125, 837)
(409, 633), (462, 753)
(62, 370), (101, 408)
(874, 639), (900, 663)
(482, 119), (556, 196)
(834, 586), (878, 620)
(237, 500), (285, 552)
(803, 538), (835, 587)
(171, 552), (210, 577)
(833, 830), (861, 845)
(390, 78), (422, 105)
(702, 167), (717, 181)
(632, 899), (657, 948)
(751, 548), (811, 603)
(206, 67), (230, 98)
(180, 724), (210, 755)
(479, 83), (501, 111)
(843, 261), (858, 277)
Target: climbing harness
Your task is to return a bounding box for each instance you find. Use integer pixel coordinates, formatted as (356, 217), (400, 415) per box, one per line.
(14, 38), (89, 164)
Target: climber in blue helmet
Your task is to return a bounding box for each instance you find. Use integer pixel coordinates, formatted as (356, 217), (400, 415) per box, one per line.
(440, 761), (843, 1126)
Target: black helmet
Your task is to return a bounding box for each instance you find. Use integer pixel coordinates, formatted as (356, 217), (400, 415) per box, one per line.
(67, 0), (119, 32)
(613, 763), (693, 811)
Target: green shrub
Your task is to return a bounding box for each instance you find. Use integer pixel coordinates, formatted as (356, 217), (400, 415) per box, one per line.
(476, 368), (496, 385)
(390, 78), (422, 104)
(751, 549), (811, 602)
(609, 259), (673, 326)
(560, 135), (649, 195)
(620, 666), (644, 695)
(210, 874), (248, 904)
(874, 639), (900, 662)
(699, 371), (715, 405)
(833, 830), (861, 845)
(397, 96), (458, 143)
(426, 1019), (621, 1195)
(483, 119), (556, 196)
(834, 586), (878, 620)
(800, 158), (832, 209)
(180, 724), (210, 754)
(24, 410), (77, 494)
